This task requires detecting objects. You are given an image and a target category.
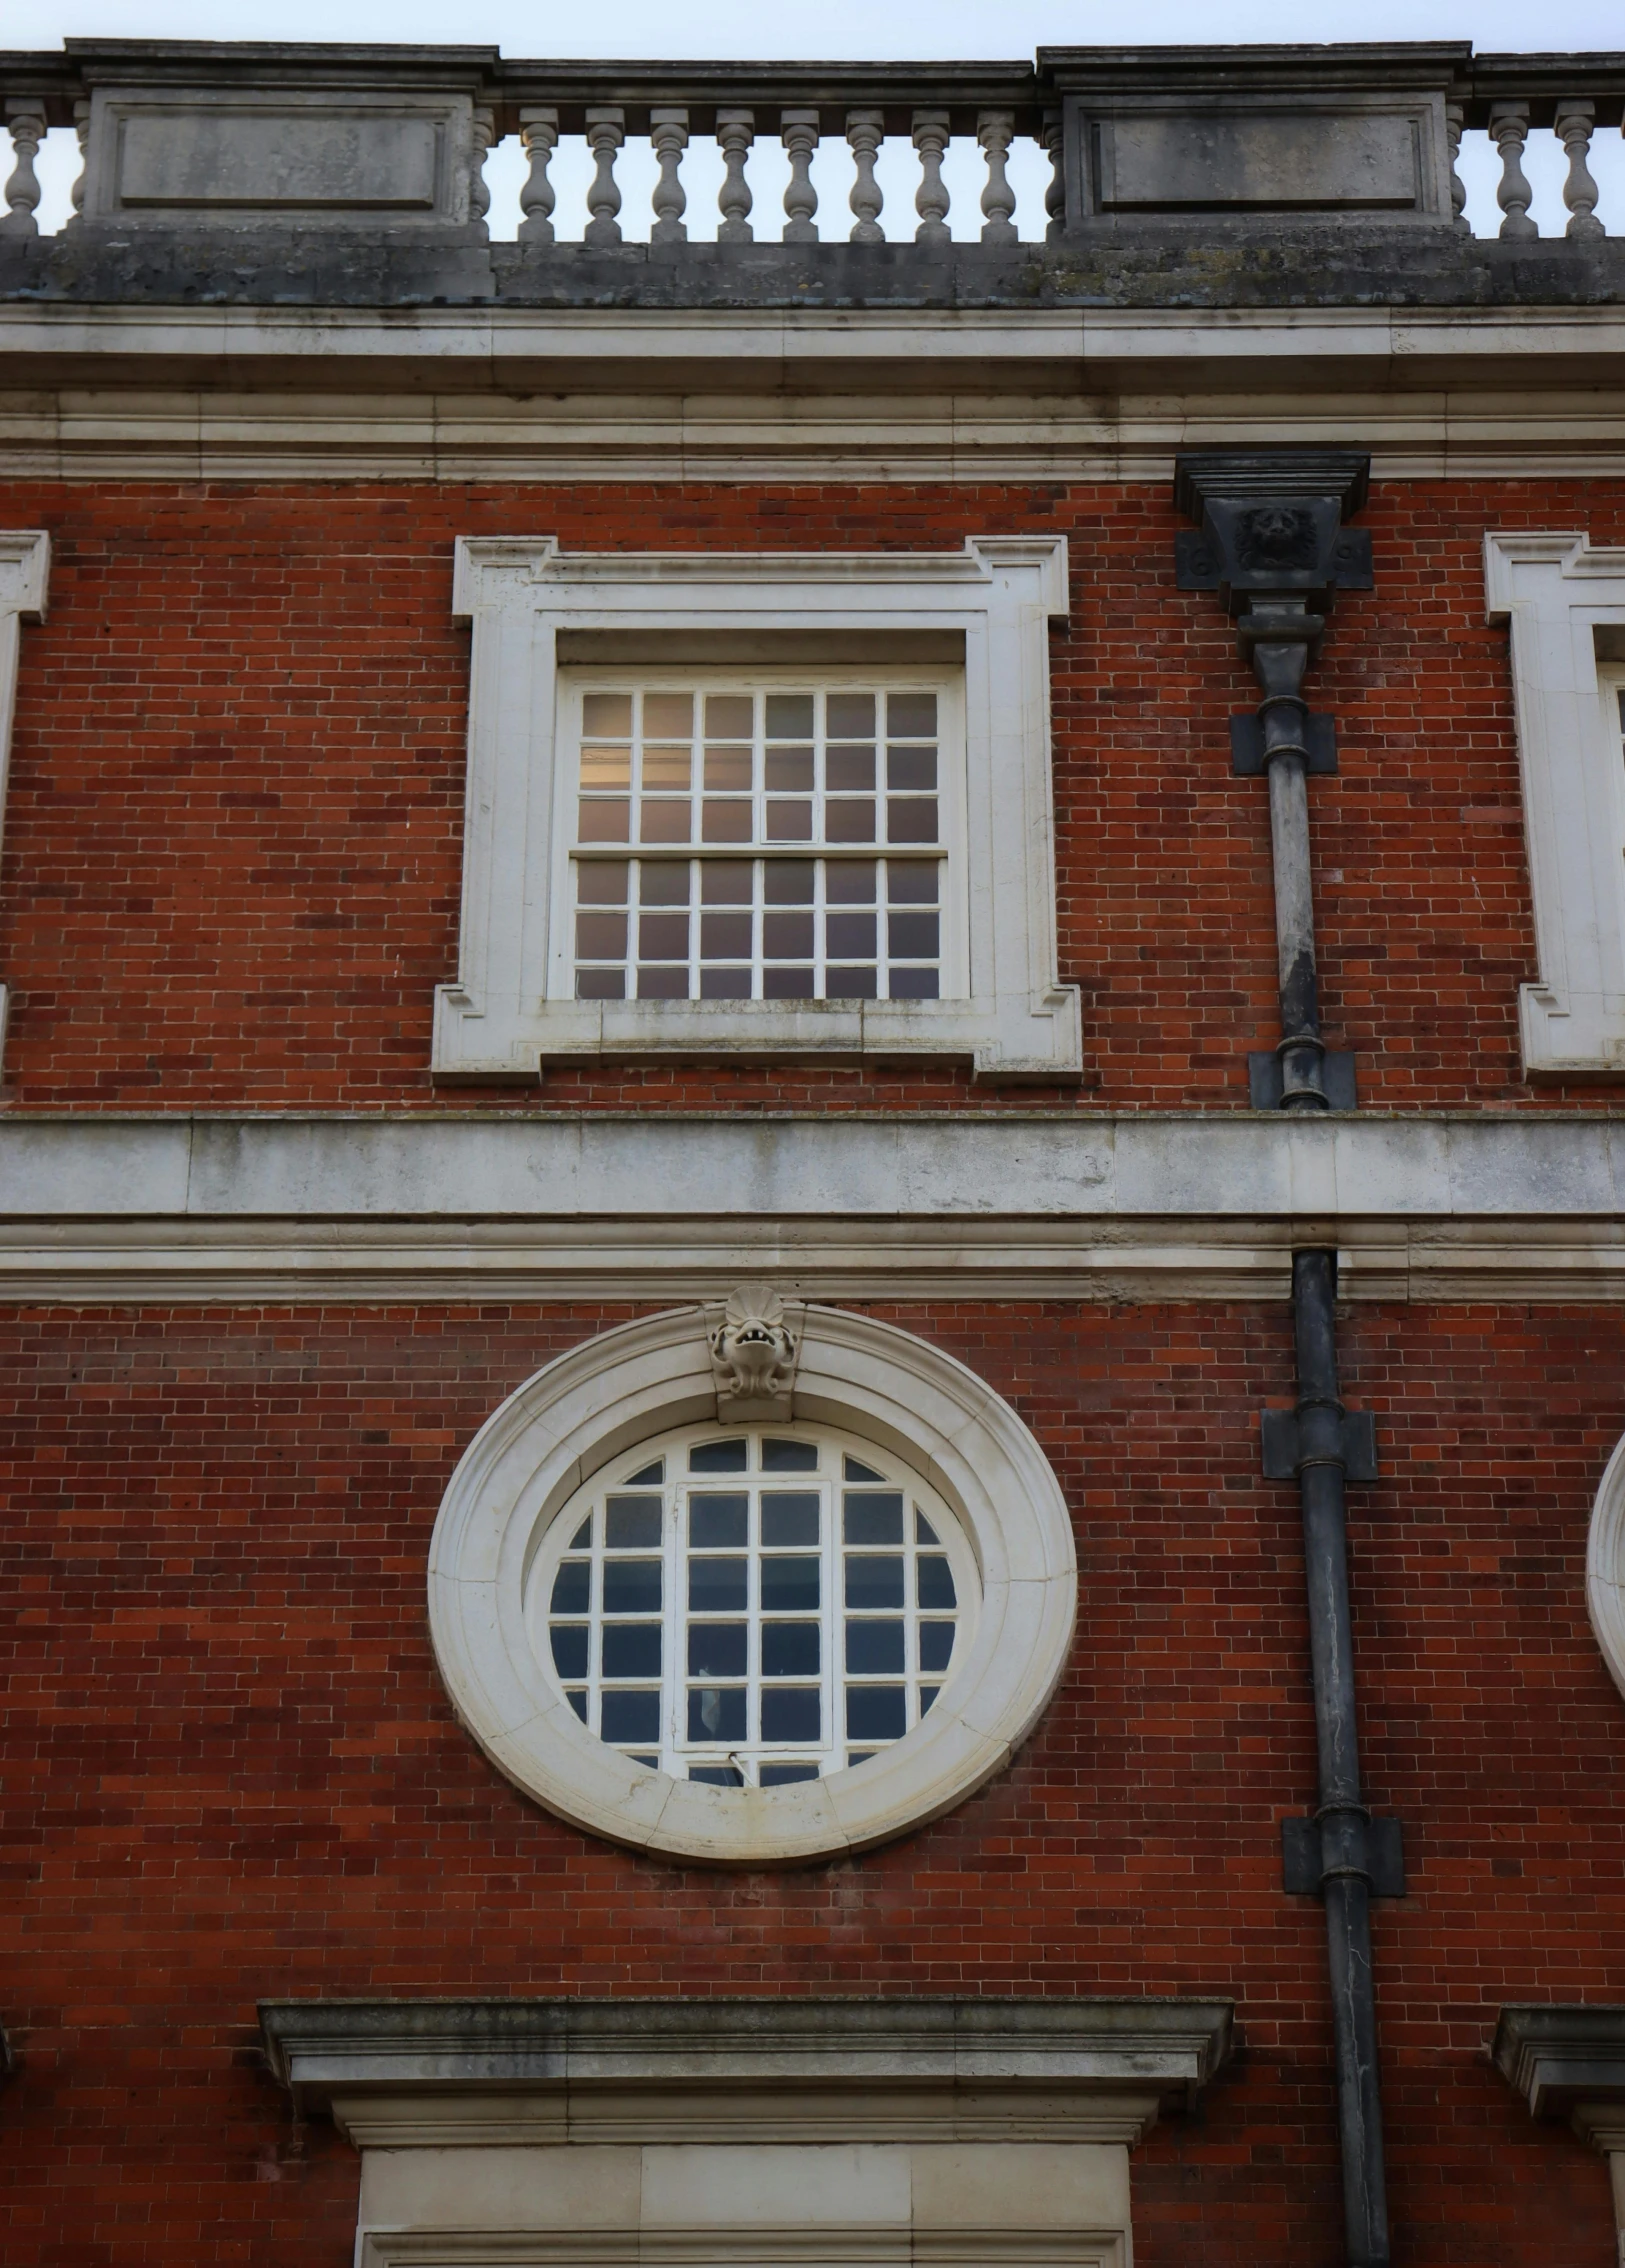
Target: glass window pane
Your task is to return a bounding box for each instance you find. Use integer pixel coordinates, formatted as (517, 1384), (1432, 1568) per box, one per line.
(644, 692), (694, 738)
(915, 1511), (939, 1545)
(764, 861), (815, 905)
(640, 800), (692, 844)
(583, 693), (632, 736)
(761, 1492), (820, 1546)
(846, 1685), (907, 1741)
(761, 1621), (821, 1677)
(826, 745), (875, 792)
(643, 744), (693, 789)
(601, 1689), (660, 1742)
(570, 1514), (595, 1546)
(601, 1623), (663, 1678)
(550, 1561), (591, 1616)
(765, 693), (815, 738)
(578, 861), (629, 905)
(704, 749), (754, 791)
(917, 1556), (957, 1610)
(566, 1687), (589, 1721)
(603, 1559), (662, 1614)
(764, 967), (815, 999)
(887, 692), (937, 736)
(919, 1620), (955, 1673)
(702, 800), (753, 843)
(690, 1439), (748, 1472)
(637, 965), (688, 999)
(845, 1556), (905, 1610)
(887, 746), (937, 791)
(689, 1557), (748, 1612)
(576, 969), (625, 1000)
(844, 1491), (904, 1545)
(705, 694), (754, 737)
(605, 1497), (662, 1549)
(827, 693), (875, 737)
(640, 863), (691, 906)
(760, 1761), (821, 1786)
(765, 800), (813, 841)
(826, 968), (877, 1000)
(690, 1763), (744, 1786)
(690, 1492), (749, 1548)
(886, 799), (938, 845)
(764, 911), (815, 958)
(826, 800), (877, 843)
(688, 1622), (748, 1677)
(688, 1685), (747, 1741)
(826, 862), (877, 905)
(579, 799), (630, 843)
(845, 1455), (886, 1483)
(888, 966), (939, 1000)
(887, 862), (938, 904)
(920, 1685), (940, 1715)
(761, 1687), (821, 1742)
(626, 1461), (663, 1487)
(576, 910), (628, 958)
(701, 911), (753, 958)
(845, 1618), (904, 1674)
(761, 1556), (820, 1612)
(700, 967), (751, 999)
(701, 862), (752, 905)
(765, 749), (814, 791)
(762, 1439), (818, 1472)
(550, 1625), (589, 1680)
(581, 746), (632, 788)
(826, 911), (877, 959)
(638, 912), (689, 960)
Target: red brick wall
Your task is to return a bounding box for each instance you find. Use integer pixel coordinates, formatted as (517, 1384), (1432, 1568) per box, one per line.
(2, 1296), (1622, 2266)
(2, 476), (1623, 1110)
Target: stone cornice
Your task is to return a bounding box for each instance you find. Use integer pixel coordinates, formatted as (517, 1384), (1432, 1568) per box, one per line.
(1493, 2005), (1625, 2122)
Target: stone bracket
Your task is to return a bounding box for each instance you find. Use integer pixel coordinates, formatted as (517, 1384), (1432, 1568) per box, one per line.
(1260, 1405), (1379, 1482)
(1281, 1811), (1406, 1898)
(1230, 711), (1338, 775)
(1247, 1049), (1359, 1110)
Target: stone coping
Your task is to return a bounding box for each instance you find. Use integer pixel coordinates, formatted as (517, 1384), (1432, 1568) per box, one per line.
(259, 1997), (1236, 2112)
(1493, 2005), (1625, 2117)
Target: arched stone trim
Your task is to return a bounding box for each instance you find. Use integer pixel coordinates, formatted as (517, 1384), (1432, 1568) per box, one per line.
(1587, 1430), (1625, 1702)
(428, 1303), (1077, 1865)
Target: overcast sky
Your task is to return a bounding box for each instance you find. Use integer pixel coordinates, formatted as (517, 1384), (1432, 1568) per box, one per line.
(8, 0), (1625, 55)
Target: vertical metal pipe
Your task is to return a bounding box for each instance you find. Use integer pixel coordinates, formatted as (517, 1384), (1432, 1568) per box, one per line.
(1293, 1249), (1390, 2268)
(1250, 621), (1328, 1110)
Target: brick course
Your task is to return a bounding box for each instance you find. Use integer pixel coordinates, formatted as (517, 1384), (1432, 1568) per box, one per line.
(2, 1297), (1621, 2266)
(1, 476), (1621, 1110)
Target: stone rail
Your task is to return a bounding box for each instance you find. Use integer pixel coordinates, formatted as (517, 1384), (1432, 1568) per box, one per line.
(1, 40), (1624, 251)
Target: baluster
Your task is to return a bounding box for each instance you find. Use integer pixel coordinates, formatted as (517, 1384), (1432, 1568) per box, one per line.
(1491, 102), (1538, 240)
(847, 111), (884, 243)
(2, 102), (45, 238)
(911, 112), (950, 244)
(781, 111), (819, 243)
(1043, 109), (1065, 241)
(517, 108), (558, 244)
(1446, 101), (1469, 233)
(584, 109), (625, 248)
(650, 108), (689, 245)
(977, 111), (1017, 245)
(469, 105), (494, 231)
(69, 99), (89, 226)
(717, 110), (754, 244)
(1556, 97), (1604, 239)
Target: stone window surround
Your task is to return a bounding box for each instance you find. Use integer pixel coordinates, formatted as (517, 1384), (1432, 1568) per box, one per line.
(258, 1995), (1236, 2268)
(427, 1302), (1077, 1866)
(0, 533), (50, 1076)
(1484, 531), (1625, 1079)
(436, 534), (1082, 1082)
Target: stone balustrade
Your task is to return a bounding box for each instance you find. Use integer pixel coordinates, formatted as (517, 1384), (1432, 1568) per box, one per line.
(0, 41), (1623, 268)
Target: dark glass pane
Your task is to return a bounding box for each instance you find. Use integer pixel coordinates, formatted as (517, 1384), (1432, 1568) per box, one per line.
(915, 1510), (939, 1545)
(761, 1687), (821, 1742)
(889, 911), (940, 958)
(701, 860), (753, 904)
(605, 1496), (661, 1549)
(690, 1763), (744, 1787)
(826, 861), (877, 905)
(845, 1618), (904, 1674)
(763, 966), (815, 999)
(579, 798), (630, 842)
(887, 746), (937, 791)
(549, 1624), (589, 1680)
(550, 1561), (591, 1616)
(688, 1622), (747, 1677)
(762, 1621), (821, 1677)
(639, 800), (691, 845)
(919, 1620), (956, 1673)
(701, 911), (753, 958)
(826, 799), (877, 843)
(703, 750), (753, 791)
(844, 1490), (904, 1545)
(845, 1556), (905, 1610)
(760, 1491), (819, 1546)
(577, 860), (630, 905)
(765, 861), (815, 905)
(688, 1684), (747, 1741)
(645, 692), (694, 737)
(765, 693), (815, 738)
(760, 1556), (820, 1612)
(576, 910), (628, 957)
(920, 1685), (941, 1715)
(846, 1749), (876, 1767)
(701, 800), (753, 843)
(640, 863), (691, 906)
(826, 968), (877, 1000)
(764, 910), (815, 958)
(637, 965), (689, 999)
(601, 1623), (662, 1679)
(630, 1754), (658, 1771)
(826, 911), (877, 958)
(576, 968), (625, 1000)
(689, 1557), (748, 1612)
(705, 694), (754, 737)
(603, 1559), (662, 1614)
(600, 1688), (659, 1742)
(765, 749), (814, 790)
(767, 801), (814, 846)
(566, 1688), (588, 1721)
(885, 798), (938, 844)
(700, 967), (752, 999)
(887, 861), (938, 904)
(639, 912), (690, 959)
(583, 693), (632, 736)
(888, 966), (939, 1000)
(826, 745), (875, 791)
(690, 1439), (748, 1472)
(569, 1515), (594, 1548)
(846, 1685), (907, 1741)
(916, 1555), (957, 1610)
(689, 1492), (748, 1548)
(845, 1455), (886, 1483)
(626, 1460), (663, 1487)
(760, 1761), (821, 1786)
(762, 1438), (818, 1472)
(827, 693), (876, 737)
(887, 692), (937, 736)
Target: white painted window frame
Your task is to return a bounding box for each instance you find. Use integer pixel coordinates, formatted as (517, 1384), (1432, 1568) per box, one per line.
(438, 535), (1081, 1081)
(427, 1303), (1077, 1865)
(1485, 531), (1625, 1078)
(0, 533), (50, 1075)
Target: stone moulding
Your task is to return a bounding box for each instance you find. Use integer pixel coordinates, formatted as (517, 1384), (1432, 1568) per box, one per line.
(425, 1303), (1077, 1865)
